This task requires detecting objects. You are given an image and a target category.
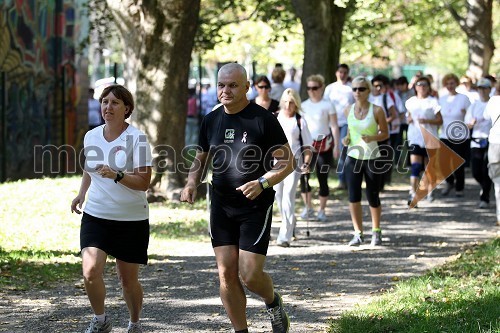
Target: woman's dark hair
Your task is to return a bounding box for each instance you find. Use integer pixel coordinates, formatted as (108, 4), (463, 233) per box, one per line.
(99, 85), (135, 119)
(254, 75), (271, 87)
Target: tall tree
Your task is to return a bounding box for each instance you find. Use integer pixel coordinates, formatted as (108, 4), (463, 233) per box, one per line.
(106, 0), (201, 190)
(290, 0), (355, 98)
(446, 0), (495, 79)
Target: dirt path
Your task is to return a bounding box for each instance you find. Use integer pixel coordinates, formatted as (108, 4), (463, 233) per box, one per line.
(1, 178), (498, 333)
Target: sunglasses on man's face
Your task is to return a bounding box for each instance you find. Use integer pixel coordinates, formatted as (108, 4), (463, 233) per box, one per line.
(352, 87), (368, 92)
(257, 85), (270, 89)
(307, 86), (321, 91)
(415, 82), (429, 87)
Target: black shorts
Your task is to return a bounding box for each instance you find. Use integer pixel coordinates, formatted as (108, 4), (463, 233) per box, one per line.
(209, 184), (274, 255)
(80, 212), (149, 264)
(409, 144), (428, 157)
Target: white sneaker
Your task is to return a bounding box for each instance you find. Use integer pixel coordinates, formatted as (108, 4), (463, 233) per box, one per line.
(317, 210), (327, 222)
(85, 316), (112, 333)
(300, 207), (309, 219)
(479, 201), (489, 208)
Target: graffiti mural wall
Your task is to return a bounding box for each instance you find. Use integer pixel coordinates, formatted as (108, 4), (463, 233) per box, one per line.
(0, 0), (88, 181)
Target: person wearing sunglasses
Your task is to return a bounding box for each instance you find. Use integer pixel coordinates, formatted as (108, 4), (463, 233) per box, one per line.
(405, 76), (443, 205)
(250, 75), (280, 113)
(342, 76), (389, 246)
(300, 74), (340, 222)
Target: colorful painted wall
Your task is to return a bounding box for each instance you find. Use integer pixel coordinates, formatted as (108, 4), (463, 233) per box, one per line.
(0, 0), (89, 181)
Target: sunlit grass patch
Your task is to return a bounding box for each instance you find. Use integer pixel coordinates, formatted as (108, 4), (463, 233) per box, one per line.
(328, 238), (500, 333)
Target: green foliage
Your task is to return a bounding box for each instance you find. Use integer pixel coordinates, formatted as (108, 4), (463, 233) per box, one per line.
(328, 238), (500, 333)
(195, 0), (298, 52)
(342, 0), (461, 66)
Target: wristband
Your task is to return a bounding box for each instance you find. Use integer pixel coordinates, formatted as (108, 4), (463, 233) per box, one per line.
(114, 171), (124, 183)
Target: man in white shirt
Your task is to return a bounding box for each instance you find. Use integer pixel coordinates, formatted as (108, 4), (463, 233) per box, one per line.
(369, 74), (400, 189)
(324, 64), (354, 189)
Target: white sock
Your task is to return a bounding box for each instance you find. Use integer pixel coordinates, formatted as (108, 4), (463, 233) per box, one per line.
(94, 313), (106, 324)
(128, 321), (140, 328)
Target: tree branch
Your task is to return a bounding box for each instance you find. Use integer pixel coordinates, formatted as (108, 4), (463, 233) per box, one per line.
(444, 1), (472, 36)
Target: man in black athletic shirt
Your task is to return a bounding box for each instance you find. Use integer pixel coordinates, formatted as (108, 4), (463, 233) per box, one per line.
(181, 63), (294, 333)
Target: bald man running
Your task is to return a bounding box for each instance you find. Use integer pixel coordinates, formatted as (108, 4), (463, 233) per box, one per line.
(181, 63), (293, 333)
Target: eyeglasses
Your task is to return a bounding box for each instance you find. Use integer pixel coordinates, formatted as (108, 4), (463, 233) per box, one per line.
(257, 85), (270, 89)
(307, 86), (321, 91)
(415, 82), (429, 87)
(352, 87), (368, 92)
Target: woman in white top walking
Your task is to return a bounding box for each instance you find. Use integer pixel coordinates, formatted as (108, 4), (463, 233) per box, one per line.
(71, 85), (152, 333)
(465, 78), (493, 208)
(484, 80), (500, 225)
(274, 88), (313, 247)
(439, 73), (471, 197)
(405, 76), (443, 204)
(300, 74), (340, 222)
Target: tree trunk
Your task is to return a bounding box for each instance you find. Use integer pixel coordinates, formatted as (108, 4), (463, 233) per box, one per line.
(107, 0), (201, 192)
(448, 0), (495, 79)
(291, 0), (352, 99)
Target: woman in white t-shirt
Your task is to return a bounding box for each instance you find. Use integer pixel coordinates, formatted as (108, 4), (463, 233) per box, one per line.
(71, 85), (152, 333)
(300, 74), (340, 222)
(465, 78), (493, 208)
(405, 76), (443, 204)
(484, 80), (500, 226)
(274, 88), (313, 247)
(439, 73), (471, 197)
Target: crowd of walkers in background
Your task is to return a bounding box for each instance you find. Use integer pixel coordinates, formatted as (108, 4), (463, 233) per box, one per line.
(186, 64), (500, 247)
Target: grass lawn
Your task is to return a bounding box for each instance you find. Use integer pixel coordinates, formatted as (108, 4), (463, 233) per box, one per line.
(0, 176), (210, 290)
(328, 238), (500, 333)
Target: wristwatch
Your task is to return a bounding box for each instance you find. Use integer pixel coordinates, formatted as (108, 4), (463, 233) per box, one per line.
(114, 170), (125, 183)
(258, 177), (270, 190)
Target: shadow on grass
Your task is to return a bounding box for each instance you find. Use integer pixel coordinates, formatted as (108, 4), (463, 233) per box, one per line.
(328, 293), (500, 333)
(0, 248), (81, 291)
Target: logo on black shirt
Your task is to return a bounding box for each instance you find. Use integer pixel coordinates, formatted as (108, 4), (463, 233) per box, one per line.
(224, 129), (235, 143)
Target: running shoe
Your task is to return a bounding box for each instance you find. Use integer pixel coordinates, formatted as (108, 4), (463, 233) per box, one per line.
(266, 292), (290, 333)
(371, 230), (382, 246)
(317, 210), (327, 222)
(300, 207), (309, 219)
(407, 193), (417, 207)
(127, 323), (143, 333)
(479, 201), (489, 209)
(277, 241), (290, 248)
(441, 183), (453, 196)
(85, 316), (112, 333)
(348, 233), (364, 246)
